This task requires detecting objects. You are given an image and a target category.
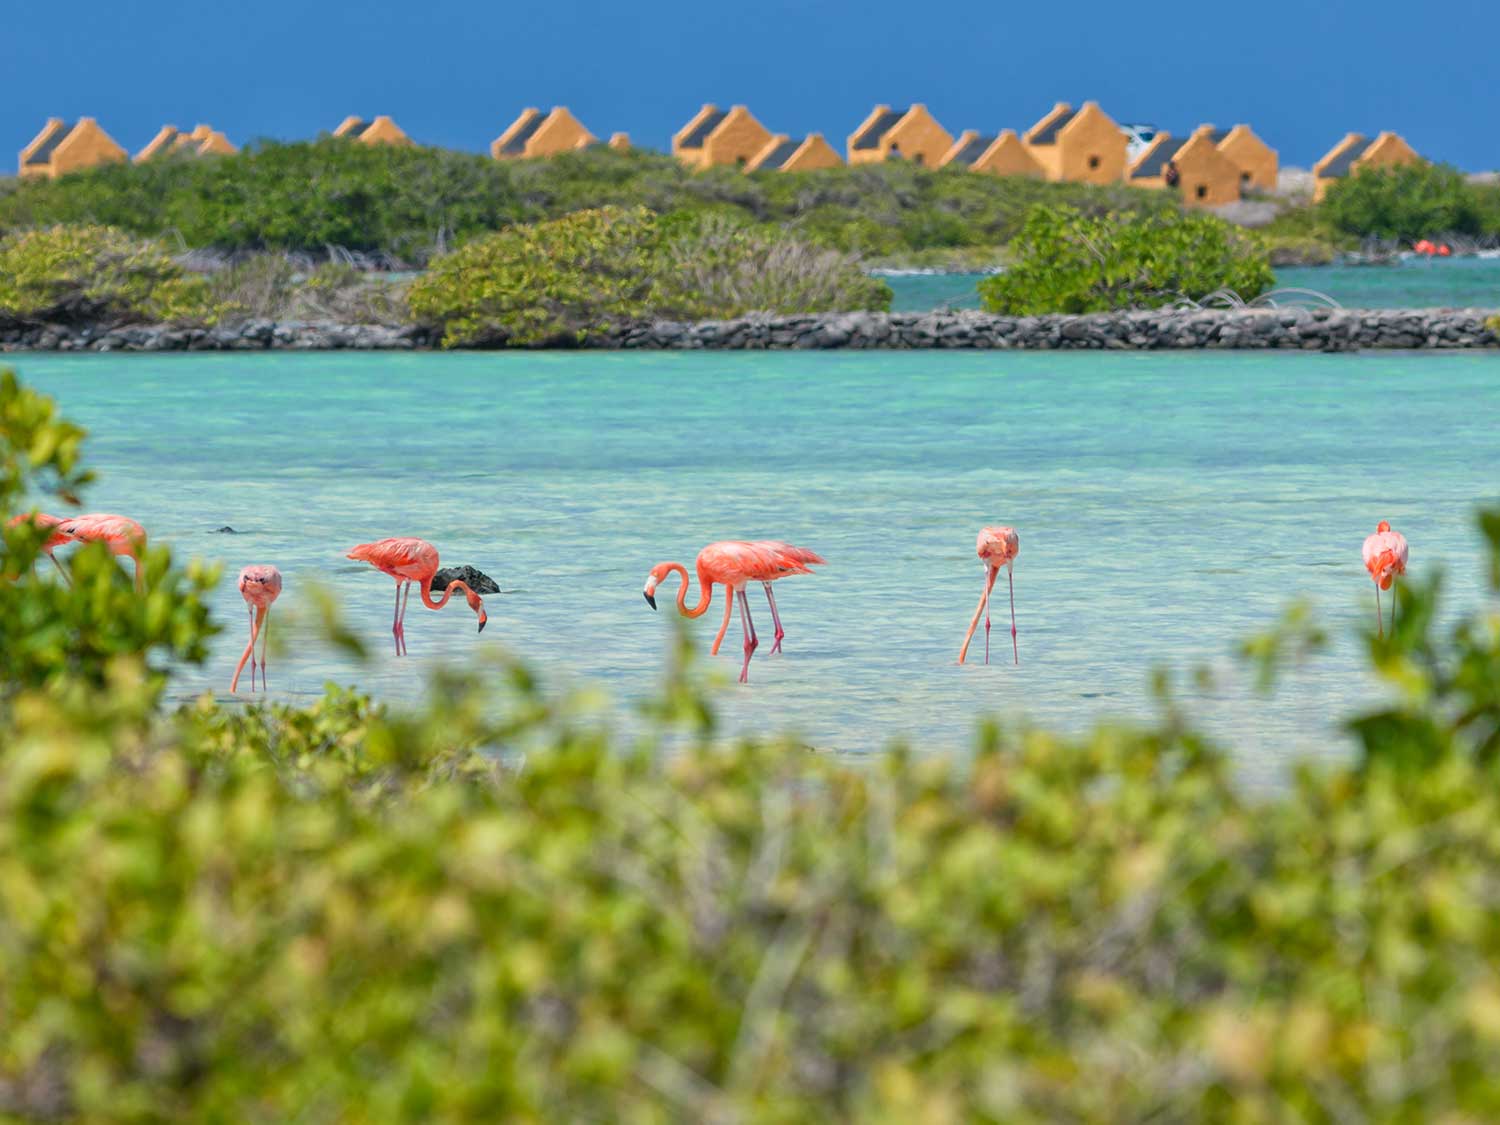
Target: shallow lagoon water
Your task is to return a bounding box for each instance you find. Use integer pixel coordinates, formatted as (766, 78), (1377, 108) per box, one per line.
(16, 350), (1500, 782)
(886, 257), (1500, 311)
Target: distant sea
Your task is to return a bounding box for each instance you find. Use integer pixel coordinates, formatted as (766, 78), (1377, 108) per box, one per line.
(883, 256), (1500, 312)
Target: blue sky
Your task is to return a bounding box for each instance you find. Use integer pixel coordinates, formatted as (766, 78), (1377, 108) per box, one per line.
(4, 0), (1497, 171)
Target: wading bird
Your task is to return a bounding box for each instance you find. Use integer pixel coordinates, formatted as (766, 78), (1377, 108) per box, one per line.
(231, 565), (283, 693)
(6, 511), (73, 584)
(57, 513), (147, 592)
(347, 537), (487, 654)
(959, 526), (1020, 666)
(644, 540), (824, 683)
(1362, 520), (1408, 637)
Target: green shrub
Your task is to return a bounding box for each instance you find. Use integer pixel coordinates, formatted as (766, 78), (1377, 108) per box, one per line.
(12, 369), (1500, 1118)
(979, 203), (1275, 315)
(408, 206), (888, 347)
(1321, 162), (1485, 241)
(206, 254), (409, 324)
(0, 224), (216, 327)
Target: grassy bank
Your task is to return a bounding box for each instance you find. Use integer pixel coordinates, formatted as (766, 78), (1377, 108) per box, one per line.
(7, 367), (1500, 1117)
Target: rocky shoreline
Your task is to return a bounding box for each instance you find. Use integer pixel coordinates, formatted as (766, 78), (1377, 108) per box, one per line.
(3, 307), (1497, 353)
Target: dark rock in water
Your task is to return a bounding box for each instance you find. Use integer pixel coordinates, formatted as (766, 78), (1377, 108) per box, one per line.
(432, 565), (500, 594)
(214, 526), (238, 534)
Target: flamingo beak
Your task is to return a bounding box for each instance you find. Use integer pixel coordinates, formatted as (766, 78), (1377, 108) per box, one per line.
(477, 614), (487, 633)
(644, 590), (657, 610)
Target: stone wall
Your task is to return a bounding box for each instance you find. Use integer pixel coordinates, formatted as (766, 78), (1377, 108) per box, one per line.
(2, 309), (1496, 353)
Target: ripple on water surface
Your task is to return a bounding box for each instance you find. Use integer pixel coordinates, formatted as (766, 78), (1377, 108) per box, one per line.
(16, 349), (1500, 785)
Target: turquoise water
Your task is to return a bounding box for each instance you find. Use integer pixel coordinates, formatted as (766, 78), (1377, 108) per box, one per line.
(15, 351), (1500, 780)
(886, 257), (1500, 311)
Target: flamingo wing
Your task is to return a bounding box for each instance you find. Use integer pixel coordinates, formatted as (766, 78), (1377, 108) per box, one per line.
(348, 537), (437, 579)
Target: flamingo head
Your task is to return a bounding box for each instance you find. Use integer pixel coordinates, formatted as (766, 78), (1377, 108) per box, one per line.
(466, 588), (487, 633)
(1376, 520), (1391, 533)
(643, 563), (674, 610)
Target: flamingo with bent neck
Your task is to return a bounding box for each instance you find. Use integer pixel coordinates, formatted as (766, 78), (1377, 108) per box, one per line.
(348, 537), (487, 654)
(643, 540), (824, 682)
(231, 565), (282, 693)
(958, 526), (1020, 666)
(56, 513), (147, 592)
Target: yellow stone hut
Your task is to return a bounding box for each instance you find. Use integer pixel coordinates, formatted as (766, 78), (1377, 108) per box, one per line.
(607, 133), (631, 152)
(939, 129), (1043, 177)
(846, 104), (952, 167)
(1313, 132), (1421, 200)
(1205, 124), (1278, 193)
(333, 115), (412, 146)
(1128, 127), (1242, 206)
(672, 105), (773, 169)
(744, 133), (843, 173)
(1022, 101), (1127, 184)
(18, 118), (127, 179)
(491, 107), (597, 160)
(135, 123), (237, 163)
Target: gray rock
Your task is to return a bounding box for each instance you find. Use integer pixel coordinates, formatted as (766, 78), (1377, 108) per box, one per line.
(431, 565), (500, 595)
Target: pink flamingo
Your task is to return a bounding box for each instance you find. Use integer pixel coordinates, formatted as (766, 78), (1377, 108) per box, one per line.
(644, 540), (824, 683)
(56, 513), (146, 592)
(1362, 519), (1408, 637)
(347, 537), (487, 654)
(6, 511), (73, 584)
(231, 565), (283, 693)
(959, 526), (1020, 666)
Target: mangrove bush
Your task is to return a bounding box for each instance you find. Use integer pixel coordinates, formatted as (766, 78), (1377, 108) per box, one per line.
(979, 203), (1275, 315)
(407, 206), (890, 346)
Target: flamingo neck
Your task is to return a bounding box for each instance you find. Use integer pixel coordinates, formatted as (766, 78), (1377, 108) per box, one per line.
(417, 578), (471, 611)
(668, 563), (713, 618)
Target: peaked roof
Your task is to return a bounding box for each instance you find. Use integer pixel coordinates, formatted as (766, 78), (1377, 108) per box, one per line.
(1029, 106), (1078, 145)
(342, 118), (372, 138)
(1130, 134), (1176, 179)
(948, 133), (996, 167)
(1206, 127), (1231, 146)
(1322, 135), (1373, 178)
(679, 108), (729, 150)
(851, 107), (905, 150)
(25, 121), (70, 166)
(501, 110), (547, 155)
(755, 137), (802, 171)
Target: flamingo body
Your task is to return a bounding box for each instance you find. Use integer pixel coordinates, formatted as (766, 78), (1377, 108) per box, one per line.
(1363, 520), (1408, 636)
(57, 513), (147, 591)
(231, 565), (283, 693)
(645, 540), (824, 682)
(959, 525), (1020, 666)
(348, 536), (487, 654)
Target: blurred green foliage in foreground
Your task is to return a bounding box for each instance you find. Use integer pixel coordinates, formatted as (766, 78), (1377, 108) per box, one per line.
(6, 366), (1500, 1120)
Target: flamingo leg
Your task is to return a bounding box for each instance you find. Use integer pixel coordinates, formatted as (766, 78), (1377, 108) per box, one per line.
(250, 604), (260, 690)
(231, 607), (256, 694)
(47, 551), (71, 587)
(763, 582), (785, 654)
(1008, 564), (1019, 666)
(401, 580), (413, 654)
(958, 566), (998, 665)
(392, 581), (404, 655)
(259, 608), (270, 691)
(737, 586), (759, 684)
(711, 585), (732, 655)
(1375, 584), (1383, 640)
(1389, 580), (1396, 636)
(132, 555), (143, 594)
